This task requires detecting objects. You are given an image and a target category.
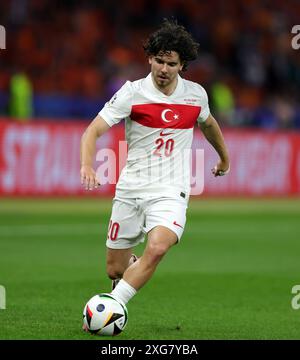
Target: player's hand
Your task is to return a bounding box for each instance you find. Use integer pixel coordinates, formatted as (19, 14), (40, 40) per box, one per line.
(211, 161), (230, 177)
(80, 165), (100, 190)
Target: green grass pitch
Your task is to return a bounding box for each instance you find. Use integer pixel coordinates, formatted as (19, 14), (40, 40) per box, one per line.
(0, 197), (300, 340)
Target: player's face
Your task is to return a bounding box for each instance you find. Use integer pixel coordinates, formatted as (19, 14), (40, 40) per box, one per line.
(149, 51), (183, 92)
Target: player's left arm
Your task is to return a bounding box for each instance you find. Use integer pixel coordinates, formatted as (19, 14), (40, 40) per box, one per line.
(199, 114), (230, 177)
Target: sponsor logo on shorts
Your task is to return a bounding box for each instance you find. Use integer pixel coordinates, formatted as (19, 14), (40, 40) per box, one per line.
(173, 221), (183, 228)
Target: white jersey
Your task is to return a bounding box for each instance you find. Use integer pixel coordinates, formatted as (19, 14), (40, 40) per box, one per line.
(99, 73), (210, 199)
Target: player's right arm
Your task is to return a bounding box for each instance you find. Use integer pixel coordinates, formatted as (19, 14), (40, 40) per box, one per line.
(80, 115), (110, 190)
(80, 81), (132, 190)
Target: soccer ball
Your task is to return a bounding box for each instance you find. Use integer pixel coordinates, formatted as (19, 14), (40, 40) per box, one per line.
(83, 293), (128, 336)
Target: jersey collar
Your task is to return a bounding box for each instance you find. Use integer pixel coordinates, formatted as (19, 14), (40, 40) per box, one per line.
(145, 73), (183, 99)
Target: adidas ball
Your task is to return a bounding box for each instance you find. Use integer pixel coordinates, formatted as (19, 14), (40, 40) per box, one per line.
(83, 293), (128, 336)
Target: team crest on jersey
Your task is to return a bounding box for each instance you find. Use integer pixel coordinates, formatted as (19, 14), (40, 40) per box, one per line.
(161, 109), (180, 123)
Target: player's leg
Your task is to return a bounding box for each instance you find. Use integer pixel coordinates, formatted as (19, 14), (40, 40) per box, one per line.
(111, 254), (138, 290)
(110, 197), (187, 305)
(106, 247), (132, 279)
(110, 225), (177, 305)
(105, 198), (144, 288)
(106, 248), (138, 289)
(122, 225), (177, 289)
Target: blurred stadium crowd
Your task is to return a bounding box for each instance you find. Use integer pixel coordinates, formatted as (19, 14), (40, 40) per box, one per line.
(0, 0), (300, 129)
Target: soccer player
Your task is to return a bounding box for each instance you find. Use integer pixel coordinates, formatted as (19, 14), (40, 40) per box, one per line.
(80, 20), (230, 308)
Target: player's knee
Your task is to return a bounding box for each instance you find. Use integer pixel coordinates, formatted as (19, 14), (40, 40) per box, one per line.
(147, 240), (170, 262)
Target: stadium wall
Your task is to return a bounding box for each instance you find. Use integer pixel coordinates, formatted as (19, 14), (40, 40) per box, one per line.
(0, 119), (299, 197)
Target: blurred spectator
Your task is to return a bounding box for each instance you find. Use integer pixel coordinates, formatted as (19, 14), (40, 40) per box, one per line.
(210, 78), (235, 126)
(273, 97), (296, 129)
(9, 71), (33, 120)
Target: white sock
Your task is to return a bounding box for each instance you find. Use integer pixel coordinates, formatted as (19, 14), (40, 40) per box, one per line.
(111, 279), (137, 305)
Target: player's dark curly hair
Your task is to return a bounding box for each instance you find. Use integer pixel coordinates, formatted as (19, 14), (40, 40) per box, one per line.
(143, 19), (199, 71)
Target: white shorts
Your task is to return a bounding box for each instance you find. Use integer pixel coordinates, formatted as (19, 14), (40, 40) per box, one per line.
(106, 196), (188, 249)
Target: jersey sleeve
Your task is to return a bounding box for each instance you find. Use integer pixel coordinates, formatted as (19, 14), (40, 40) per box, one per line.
(197, 86), (210, 123)
(99, 81), (133, 127)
